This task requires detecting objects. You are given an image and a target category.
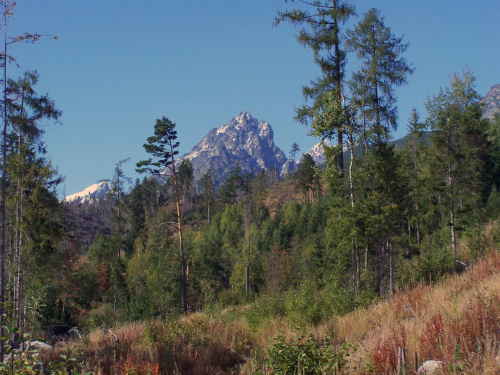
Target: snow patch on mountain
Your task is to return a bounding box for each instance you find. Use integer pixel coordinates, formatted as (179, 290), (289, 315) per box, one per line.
(64, 181), (111, 203)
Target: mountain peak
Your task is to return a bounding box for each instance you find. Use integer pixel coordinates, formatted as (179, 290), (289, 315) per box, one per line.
(482, 84), (500, 120)
(235, 110), (252, 121)
(64, 180), (111, 203)
(180, 112), (287, 186)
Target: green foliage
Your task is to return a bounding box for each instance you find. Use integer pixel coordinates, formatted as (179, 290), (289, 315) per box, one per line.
(218, 164), (243, 204)
(347, 8), (413, 142)
(284, 283), (324, 326)
(261, 332), (355, 375)
(136, 116), (179, 176)
(294, 154), (317, 201)
(244, 293), (286, 331)
(46, 348), (82, 375)
(275, 0), (356, 165)
(289, 142), (300, 162)
(83, 303), (120, 332)
(0, 347), (42, 375)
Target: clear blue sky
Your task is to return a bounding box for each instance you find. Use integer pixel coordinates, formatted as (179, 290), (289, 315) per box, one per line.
(7, 0), (500, 196)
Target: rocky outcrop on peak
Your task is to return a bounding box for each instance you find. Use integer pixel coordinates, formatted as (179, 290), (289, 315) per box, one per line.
(300, 141), (332, 166)
(179, 111), (287, 187)
(482, 84), (500, 120)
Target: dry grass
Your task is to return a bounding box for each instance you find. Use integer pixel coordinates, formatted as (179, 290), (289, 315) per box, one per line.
(305, 249), (500, 374)
(60, 313), (254, 374)
(57, 253), (500, 374)
(238, 232), (500, 374)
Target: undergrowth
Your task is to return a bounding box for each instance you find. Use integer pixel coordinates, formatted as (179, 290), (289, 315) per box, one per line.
(50, 222), (500, 374)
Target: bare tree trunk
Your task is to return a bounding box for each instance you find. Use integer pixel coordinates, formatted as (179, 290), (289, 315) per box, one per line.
(389, 234), (393, 297)
(449, 178), (456, 258)
(0, 6), (8, 359)
(362, 77), (369, 155)
(365, 244), (368, 272)
(416, 205), (420, 245)
(348, 133), (355, 208)
(447, 118), (456, 258)
(170, 146), (187, 314)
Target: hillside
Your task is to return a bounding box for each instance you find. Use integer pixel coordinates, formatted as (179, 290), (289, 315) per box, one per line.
(35, 222), (500, 374)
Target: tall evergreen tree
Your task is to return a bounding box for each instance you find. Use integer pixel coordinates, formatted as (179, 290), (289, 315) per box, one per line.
(110, 157), (131, 258)
(200, 169), (215, 223)
(347, 8), (413, 144)
(218, 164), (243, 205)
(136, 116), (188, 313)
(402, 108), (426, 246)
(294, 154), (317, 202)
(289, 142), (300, 164)
(5, 71), (61, 345)
(425, 69), (491, 258)
(0, 1), (57, 358)
(276, 0), (355, 179)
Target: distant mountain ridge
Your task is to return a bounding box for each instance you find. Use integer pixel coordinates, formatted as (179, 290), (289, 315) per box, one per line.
(67, 83), (500, 200)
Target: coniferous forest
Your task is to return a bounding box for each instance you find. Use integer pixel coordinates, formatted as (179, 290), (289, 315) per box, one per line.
(1, 0), (500, 374)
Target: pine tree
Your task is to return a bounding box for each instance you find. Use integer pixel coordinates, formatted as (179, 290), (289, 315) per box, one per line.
(347, 8), (413, 144)
(136, 116), (188, 313)
(289, 142), (300, 166)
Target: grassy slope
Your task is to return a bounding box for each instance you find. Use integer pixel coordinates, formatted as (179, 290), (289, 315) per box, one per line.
(43, 224), (500, 374)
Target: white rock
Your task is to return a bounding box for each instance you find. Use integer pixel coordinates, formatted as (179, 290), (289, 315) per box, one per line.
(27, 341), (53, 351)
(418, 360), (443, 374)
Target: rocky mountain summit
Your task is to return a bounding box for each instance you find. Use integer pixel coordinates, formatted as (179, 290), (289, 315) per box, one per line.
(64, 180), (111, 203)
(179, 111), (288, 187)
(482, 84), (500, 120)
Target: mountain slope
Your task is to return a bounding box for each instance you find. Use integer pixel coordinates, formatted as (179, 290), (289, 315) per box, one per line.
(64, 180), (111, 203)
(482, 84), (500, 120)
(179, 111), (287, 186)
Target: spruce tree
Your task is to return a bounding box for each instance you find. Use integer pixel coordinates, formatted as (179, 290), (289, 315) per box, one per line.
(200, 169), (215, 223)
(347, 8), (413, 144)
(425, 69), (491, 259)
(402, 108), (426, 246)
(294, 154), (316, 202)
(0, 1), (57, 357)
(5, 71), (61, 346)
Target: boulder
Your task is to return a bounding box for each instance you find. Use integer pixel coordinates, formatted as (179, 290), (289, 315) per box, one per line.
(418, 360), (443, 374)
(68, 326), (83, 340)
(27, 341), (53, 352)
